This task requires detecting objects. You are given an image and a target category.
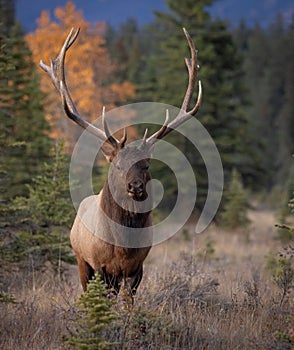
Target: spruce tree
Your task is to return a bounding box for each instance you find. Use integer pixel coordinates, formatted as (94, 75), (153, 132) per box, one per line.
(0, 0), (15, 208)
(66, 274), (118, 349)
(138, 0), (256, 208)
(0, 20), (51, 198)
(0, 0), (15, 36)
(221, 168), (250, 229)
(7, 142), (75, 271)
(106, 19), (143, 86)
(235, 16), (294, 190)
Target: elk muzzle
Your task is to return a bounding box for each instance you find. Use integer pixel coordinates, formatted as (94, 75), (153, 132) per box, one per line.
(127, 179), (146, 201)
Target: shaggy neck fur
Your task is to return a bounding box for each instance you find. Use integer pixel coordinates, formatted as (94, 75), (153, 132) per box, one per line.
(100, 179), (152, 229)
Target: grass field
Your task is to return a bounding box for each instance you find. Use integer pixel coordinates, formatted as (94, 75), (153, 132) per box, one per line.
(0, 208), (293, 349)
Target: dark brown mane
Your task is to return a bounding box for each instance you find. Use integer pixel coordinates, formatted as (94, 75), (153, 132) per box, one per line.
(101, 178), (152, 228)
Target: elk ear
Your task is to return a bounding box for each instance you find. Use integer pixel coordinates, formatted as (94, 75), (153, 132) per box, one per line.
(101, 146), (116, 163)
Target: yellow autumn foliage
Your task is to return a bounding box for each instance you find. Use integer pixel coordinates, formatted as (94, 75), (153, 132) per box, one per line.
(25, 1), (136, 149)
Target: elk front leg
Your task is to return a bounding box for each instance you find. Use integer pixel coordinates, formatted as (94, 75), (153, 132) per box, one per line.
(131, 265), (143, 295)
(76, 256), (95, 292)
(101, 266), (120, 296)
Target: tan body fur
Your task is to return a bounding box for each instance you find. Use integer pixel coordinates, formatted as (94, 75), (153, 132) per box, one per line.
(70, 191), (151, 293)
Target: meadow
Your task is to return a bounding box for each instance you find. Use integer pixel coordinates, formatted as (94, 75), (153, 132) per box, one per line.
(1, 208), (293, 349)
(1, 1), (293, 349)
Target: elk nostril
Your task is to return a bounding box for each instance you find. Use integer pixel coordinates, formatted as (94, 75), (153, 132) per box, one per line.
(128, 181), (144, 194)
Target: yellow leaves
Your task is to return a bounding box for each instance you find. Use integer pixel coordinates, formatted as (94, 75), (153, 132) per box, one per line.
(110, 82), (135, 102)
(36, 11), (51, 29)
(25, 1), (136, 151)
(54, 1), (86, 31)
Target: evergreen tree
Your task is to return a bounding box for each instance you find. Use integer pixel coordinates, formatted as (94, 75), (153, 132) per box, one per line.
(0, 33), (14, 225)
(12, 141), (74, 229)
(0, 20), (51, 197)
(1, 142), (75, 271)
(66, 273), (118, 349)
(275, 17), (294, 184)
(137, 0), (258, 208)
(221, 168), (250, 229)
(106, 19), (143, 86)
(235, 16), (294, 190)
(0, 0), (15, 205)
(0, 0), (15, 36)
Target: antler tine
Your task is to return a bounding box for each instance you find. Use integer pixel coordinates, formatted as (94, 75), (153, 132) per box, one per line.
(181, 28), (198, 112)
(40, 28), (83, 127)
(189, 80), (202, 115)
(146, 110), (169, 145)
(54, 27), (80, 86)
(143, 128), (148, 142)
(119, 128), (128, 148)
(161, 29), (202, 134)
(40, 28), (79, 93)
(101, 106), (119, 148)
(146, 28), (202, 146)
(40, 28), (108, 142)
(140, 128), (149, 149)
(40, 28), (129, 148)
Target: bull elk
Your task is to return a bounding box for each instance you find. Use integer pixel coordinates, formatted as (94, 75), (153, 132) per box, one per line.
(40, 27), (202, 297)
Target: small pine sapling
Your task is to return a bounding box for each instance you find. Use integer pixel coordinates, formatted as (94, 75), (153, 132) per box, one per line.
(221, 168), (250, 229)
(66, 273), (118, 349)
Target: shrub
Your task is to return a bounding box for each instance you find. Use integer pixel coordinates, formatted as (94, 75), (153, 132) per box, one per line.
(221, 168), (250, 229)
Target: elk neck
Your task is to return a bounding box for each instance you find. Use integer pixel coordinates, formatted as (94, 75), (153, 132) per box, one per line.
(100, 179), (152, 228)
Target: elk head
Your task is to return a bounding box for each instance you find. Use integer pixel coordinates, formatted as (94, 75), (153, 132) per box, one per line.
(39, 28), (202, 205)
(109, 146), (150, 202)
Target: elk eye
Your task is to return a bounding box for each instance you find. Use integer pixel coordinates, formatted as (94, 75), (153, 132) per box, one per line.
(144, 166), (149, 170)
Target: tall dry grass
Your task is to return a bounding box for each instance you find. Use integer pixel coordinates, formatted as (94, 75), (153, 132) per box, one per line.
(0, 209), (293, 349)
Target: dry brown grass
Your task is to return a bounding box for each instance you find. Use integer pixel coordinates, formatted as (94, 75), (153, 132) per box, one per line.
(1, 209), (293, 349)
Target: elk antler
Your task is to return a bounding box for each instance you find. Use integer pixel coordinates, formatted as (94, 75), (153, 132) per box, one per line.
(40, 28), (126, 150)
(146, 28), (202, 146)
